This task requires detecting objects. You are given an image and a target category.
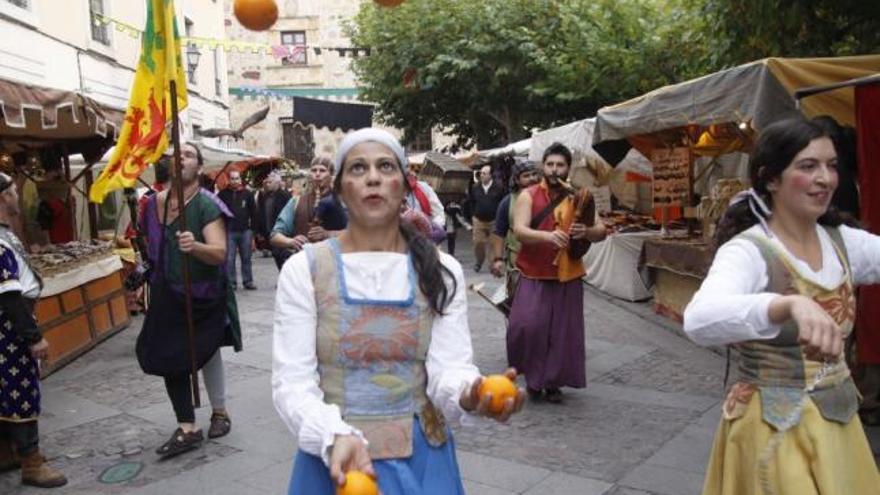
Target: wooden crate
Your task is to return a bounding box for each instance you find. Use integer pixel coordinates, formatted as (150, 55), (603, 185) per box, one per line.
(650, 268), (702, 323)
(421, 152), (473, 197)
(35, 268), (131, 377)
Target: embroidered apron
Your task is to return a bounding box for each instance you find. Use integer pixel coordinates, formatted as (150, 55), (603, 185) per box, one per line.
(306, 239), (447, 459)
(724, 227), (859, 430)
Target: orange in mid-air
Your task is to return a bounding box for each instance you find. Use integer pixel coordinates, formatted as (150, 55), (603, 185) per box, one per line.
(233, 0), (278, 31)
(479, 374), (517, 414)
(374, 0), (406, 7)
(336, 471), (379, 495)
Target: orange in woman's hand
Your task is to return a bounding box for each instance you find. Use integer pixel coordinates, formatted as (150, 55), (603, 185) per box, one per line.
(336, 471), (379, 495)
(479, 374), (517, 414)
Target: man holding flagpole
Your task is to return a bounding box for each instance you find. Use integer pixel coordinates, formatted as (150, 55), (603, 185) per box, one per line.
(89, 0), (241, 459)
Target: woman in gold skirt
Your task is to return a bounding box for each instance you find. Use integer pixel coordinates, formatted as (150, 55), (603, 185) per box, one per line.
(684, 117), (880, 495)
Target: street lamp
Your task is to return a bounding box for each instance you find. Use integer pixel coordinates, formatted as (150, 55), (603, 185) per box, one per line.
(186, 44), (201, 83)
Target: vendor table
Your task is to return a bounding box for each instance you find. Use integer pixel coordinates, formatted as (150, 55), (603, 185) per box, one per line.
(584, 231), (655, 301)
(640, 237), (714, 322)
(34, 254), (131, 376)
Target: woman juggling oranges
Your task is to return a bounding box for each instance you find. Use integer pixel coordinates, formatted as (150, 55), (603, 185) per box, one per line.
(272, 129), (525, 495)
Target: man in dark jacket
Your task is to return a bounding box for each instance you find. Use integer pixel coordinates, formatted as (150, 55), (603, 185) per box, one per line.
(255, 172), (290, 258)
(467, 164), (505, 272)
(217, 170), (258, 290)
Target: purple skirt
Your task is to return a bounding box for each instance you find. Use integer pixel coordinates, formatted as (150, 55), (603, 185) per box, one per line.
(507, 277), (585, 390)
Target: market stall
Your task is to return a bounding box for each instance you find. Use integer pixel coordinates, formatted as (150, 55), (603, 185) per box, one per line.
(525, 118), (661, 300)
(639, 236), (714, 322)
(583, 211), (661, 301)
(0, 76), (130, 376)
(592, 55), (880, 321)
(206, 156), (294, 191)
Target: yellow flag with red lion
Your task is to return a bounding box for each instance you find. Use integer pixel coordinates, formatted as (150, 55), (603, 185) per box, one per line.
(89, 0), (187, 203)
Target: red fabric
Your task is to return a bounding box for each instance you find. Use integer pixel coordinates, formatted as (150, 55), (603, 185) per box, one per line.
(514, 182), (590, 281)
(407, 175), (431, 216)
(856, 83), (880, 364)
(624, 171), (652, 183)
(125, 183), (165, 239)
(46, 197), (74, 244)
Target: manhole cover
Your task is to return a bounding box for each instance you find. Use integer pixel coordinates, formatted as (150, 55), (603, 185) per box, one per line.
(99, 461), (143, 484)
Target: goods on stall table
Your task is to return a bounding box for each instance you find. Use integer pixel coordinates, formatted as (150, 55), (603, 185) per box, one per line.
(30, 240), (114, 276)
(599, 210), (660, 233)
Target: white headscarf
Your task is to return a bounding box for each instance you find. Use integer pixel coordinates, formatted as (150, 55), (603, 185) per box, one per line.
(334, 128), (408, 174)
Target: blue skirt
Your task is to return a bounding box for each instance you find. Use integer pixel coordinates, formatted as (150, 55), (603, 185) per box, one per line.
(287, 417), (465, 495)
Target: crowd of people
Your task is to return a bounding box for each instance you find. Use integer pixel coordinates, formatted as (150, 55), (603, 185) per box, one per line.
(1, 118), (878, 493)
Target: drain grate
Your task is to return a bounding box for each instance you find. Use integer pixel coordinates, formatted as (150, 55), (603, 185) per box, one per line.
(98, 461), (143, 484)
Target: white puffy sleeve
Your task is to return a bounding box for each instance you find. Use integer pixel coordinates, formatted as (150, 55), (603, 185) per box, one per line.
(683, 237), (783, 346)
(271, 251), (364, 466)
(425, 253), (482, 424)
(840, 224), (880, 286)
(420, 181), (447, 227)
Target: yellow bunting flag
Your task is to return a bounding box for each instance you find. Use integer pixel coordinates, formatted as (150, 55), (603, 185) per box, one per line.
(89, 0), (187, 203)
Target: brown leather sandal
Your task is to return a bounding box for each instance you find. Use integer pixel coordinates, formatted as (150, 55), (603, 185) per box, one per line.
(155, 428), (204, 458)
(208, 412), (232, 439)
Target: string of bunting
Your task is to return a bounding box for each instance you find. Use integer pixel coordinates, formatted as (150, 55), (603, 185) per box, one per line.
(230, 86), (362, 102)
(92, 13), (371, 58)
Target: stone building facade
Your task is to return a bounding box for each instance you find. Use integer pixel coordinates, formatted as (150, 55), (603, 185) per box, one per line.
(225, 0), (452, 166)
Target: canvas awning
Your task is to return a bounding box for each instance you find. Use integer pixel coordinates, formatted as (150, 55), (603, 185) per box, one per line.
(0, 77), (122, 162)
(528, 118), (653, 211)
(291, 96), (372, 132)
(479, 138), (532, 158)
(592, 55), (880, 164)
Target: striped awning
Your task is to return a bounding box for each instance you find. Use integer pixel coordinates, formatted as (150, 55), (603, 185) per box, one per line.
(0, 77), (121, 160)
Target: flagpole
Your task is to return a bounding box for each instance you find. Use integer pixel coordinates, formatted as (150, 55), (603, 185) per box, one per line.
(169, 79), (201, 408)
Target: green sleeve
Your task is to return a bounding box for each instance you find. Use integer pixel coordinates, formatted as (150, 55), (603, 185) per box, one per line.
(271, 196), (297, 237)
(196, 193), (225, 231)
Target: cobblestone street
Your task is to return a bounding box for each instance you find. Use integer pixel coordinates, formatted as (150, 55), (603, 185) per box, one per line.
(2, 237), (878, 494)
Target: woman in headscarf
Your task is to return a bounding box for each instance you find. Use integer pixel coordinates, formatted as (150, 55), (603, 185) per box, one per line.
(272, 129), (524, 494)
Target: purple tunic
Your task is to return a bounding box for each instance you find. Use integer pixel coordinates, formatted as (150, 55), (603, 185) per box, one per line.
(507, 277), (586, 390)
(143, 188), (232, 299)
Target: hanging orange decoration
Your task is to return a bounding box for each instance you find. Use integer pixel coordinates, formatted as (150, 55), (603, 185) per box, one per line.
(374, 0), (406, 7)
(233, 0), (279, 31)
(402, 68), (418, 89)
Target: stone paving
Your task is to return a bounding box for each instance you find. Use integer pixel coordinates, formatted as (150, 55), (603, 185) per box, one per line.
(1, 235), (878, 494)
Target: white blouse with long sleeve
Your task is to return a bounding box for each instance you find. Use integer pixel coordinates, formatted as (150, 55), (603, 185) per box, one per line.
(272, 248), (481, 465)
(683, 224), (880, 347)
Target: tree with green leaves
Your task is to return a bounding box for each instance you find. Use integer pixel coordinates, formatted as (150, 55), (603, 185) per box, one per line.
(348, 0), (878, 150)
(701, 0), (880, 67)
(349, 0), (710, 149)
